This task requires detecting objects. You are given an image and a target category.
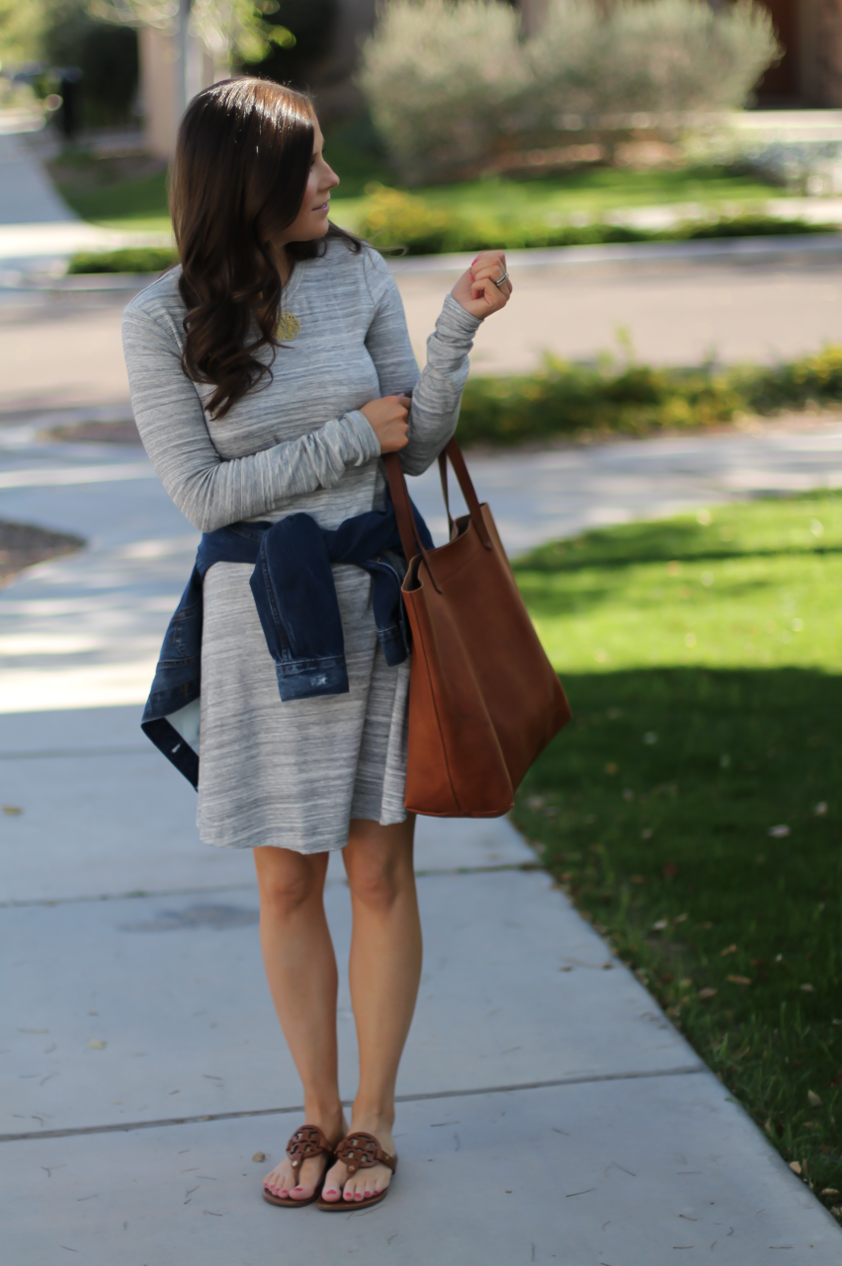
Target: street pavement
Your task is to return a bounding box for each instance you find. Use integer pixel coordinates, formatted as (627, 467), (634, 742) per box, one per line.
(4, 243), (842, 415)
(2, 115), (842, 1264)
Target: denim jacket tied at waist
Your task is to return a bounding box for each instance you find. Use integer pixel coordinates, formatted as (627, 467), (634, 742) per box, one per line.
(141, 494), (433, 788)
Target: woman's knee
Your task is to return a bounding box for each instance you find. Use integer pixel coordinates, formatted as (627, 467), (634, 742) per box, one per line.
(254, 847), (326, 918)
(344, 836), (414, 915)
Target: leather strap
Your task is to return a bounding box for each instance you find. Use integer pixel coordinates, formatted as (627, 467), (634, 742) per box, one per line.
(335, 1131), (397, 1177)
(384, 453), (442, 593)
(438, 438), (492, 551)
(384, 437), (491, 589)
(286, 1124), (333, 1169)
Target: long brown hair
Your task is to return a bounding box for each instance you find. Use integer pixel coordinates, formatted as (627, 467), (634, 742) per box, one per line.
(170, 77), (360, 420)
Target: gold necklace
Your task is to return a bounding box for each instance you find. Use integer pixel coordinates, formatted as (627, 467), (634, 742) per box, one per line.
(276, 311), (301, 341)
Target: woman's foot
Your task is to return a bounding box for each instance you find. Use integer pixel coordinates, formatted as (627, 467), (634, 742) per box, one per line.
(263, 1108), (347, 1202)
(320, 1116), (396, 1204)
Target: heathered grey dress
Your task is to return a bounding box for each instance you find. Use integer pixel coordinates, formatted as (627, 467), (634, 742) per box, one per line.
(122, 240), (481, 853)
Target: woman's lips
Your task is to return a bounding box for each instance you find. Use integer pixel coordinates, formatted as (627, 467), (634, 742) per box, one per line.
(313, 200), (330, 212)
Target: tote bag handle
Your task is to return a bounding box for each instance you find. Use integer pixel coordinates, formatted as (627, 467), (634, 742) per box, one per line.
(384, 438), (492, 586)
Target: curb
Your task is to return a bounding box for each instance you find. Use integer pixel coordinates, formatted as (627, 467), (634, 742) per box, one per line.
(2, 232), (842, 293)
(386, 232), (842, 275)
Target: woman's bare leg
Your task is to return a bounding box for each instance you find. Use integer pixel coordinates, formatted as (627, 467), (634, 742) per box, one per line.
(254, 846), (347, 1201)
(321, 814), (422, 1203)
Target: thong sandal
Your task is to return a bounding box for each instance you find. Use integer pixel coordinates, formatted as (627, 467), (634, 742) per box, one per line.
(317, 1130), (398, 1211)
(262, 1124), (335, 1207)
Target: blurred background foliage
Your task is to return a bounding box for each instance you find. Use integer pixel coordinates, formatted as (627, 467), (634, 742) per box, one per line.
(239, 0), (338, 85)
(359, 0), (781, 183)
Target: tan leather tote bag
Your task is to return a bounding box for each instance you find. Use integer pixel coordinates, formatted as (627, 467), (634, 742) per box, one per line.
(384, 439), (572, 818)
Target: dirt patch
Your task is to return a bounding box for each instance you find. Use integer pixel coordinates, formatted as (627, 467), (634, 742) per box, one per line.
(40, 419), (142, 445)
(0, 520), (86, 589)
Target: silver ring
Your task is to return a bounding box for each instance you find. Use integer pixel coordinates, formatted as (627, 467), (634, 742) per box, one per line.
(492, 270), (510, 287)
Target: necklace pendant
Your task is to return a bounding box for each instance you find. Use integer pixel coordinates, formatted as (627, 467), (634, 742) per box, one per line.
(276, 311), (301, 341)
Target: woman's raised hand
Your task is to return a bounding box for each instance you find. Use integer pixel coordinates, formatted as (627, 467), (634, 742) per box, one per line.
(360, 394), (412, 453)
(451, 249), (513, 320)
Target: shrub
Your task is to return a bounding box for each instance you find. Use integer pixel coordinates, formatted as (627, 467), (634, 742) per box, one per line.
(528, 0), (780, 125)
(67, 246), (177, 273)
(355, 185), (461, 253)
(455, 344), (842, 447)
(360, 0), (781, 181)
(357, 0), (527, 184)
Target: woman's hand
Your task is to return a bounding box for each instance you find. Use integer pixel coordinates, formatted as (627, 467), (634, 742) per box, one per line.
(451, 249), (513, 320)
(360, 394), (412, 453)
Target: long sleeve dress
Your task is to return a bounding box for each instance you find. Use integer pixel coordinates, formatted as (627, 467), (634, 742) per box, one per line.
(122, 239), (481, 852)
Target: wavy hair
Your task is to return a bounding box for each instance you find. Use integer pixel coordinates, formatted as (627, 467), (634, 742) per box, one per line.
(170, 77), (360, 420)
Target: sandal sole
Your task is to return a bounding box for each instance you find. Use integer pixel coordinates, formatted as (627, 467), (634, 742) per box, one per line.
(317, 1186), (390, 1211)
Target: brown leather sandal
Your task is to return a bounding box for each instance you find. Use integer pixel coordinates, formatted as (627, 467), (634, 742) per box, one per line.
(262, 1124), (335, 1208)
(317, 1130), (398, 1211)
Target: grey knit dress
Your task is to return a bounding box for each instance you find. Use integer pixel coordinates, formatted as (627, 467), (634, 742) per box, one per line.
(122, 240), (481, 852)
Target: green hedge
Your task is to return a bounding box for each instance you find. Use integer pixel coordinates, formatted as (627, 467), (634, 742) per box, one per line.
(67, 247), (178, 275)
(458, 346), (842, 446)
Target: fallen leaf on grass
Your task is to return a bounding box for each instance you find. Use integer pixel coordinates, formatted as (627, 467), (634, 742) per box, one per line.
(814, 802), (828, 816)
(698, 987), (717, 999)
(807, 1090), (823, 1108)
(790, 1161), (802, 1175)
(652, 919), (668, 931)
(720, 944), (737, 957)
(769, 825), (790, 838)
(727, 975), (752, 986)
(605, 762), (618, 775)
(800, 984), (815, 993)
(662, 862), (678, 878)
(822, 1188), (840, 1198)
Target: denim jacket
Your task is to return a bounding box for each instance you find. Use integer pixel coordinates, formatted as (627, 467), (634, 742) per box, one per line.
(141, 493), (432, 788)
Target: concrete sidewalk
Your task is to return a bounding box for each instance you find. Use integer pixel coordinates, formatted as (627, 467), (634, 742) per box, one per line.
(0, 128), (171, 282)
(2, 420), (841, 1263)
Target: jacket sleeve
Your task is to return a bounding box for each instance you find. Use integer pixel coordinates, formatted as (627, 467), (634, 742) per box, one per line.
(362, 249), (482, 477)
(122, 306), (381, 533)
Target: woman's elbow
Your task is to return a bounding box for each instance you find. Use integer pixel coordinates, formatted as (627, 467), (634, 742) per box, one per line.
(165, 485), (225, 533)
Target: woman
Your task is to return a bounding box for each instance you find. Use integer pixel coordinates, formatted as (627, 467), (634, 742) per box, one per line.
(122, 77), (512, 1210)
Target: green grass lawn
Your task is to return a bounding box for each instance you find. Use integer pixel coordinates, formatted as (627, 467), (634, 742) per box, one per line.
(512, 491), (842, 1213)
(48, 151), (171, 232)
(48, 133), (791, 236)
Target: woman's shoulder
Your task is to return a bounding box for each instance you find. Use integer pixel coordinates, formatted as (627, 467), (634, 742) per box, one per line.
(317, 235), (391, 293)
(123, 266), (185, 335)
